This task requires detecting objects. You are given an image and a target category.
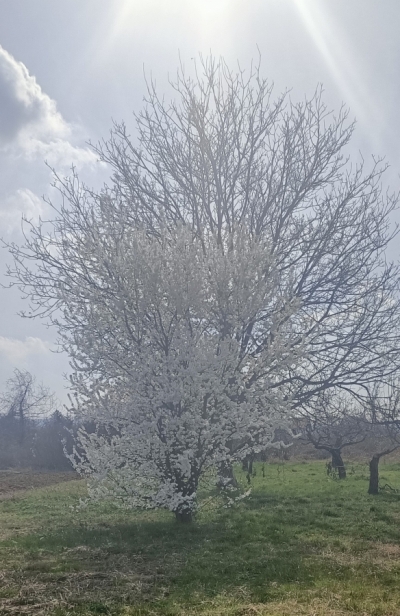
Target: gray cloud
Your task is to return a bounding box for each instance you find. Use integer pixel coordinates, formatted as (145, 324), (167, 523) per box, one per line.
(0, 45), (68, 145)
(0, 45), (98, 177)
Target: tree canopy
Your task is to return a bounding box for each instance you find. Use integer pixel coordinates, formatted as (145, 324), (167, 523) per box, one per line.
(6, 56), (400, 520)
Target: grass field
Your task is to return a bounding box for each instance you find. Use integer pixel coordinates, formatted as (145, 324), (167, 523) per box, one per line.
(1, 462), (400, 615)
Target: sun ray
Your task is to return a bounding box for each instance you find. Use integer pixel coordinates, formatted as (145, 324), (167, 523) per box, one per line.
(293, 0), (377, 128)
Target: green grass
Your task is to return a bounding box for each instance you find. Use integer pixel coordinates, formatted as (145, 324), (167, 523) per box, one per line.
(1, 462), (400, 615)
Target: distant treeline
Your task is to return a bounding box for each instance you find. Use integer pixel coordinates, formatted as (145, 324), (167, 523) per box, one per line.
(0, 411), (75, 471)
(2, 412), (399, 473)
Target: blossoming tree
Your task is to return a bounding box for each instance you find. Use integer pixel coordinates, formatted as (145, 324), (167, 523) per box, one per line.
(6, 56), (400, 520)
(61, 226), (300, 520)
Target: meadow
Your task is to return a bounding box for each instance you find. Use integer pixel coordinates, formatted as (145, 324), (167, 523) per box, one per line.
(1, 461), (400, 615)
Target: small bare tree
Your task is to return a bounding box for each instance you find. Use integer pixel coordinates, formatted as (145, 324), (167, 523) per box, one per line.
(303, 392), (367, 479)
(0, 369), (56, 444)
(365, 381), (400, 494)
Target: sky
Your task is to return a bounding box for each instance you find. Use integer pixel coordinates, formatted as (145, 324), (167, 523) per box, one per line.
(0, 0), (399, 406)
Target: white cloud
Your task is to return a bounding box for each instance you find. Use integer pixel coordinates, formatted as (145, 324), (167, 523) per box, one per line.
(24, 137), (98, 170)
(0, 336), (51, 363)
(0, 45), (97, 169)
(0, 188), (45, 234)
(0, 45), (68, 144)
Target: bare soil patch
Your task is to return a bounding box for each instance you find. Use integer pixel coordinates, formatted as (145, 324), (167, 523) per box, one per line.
(0, 471), (78, 500)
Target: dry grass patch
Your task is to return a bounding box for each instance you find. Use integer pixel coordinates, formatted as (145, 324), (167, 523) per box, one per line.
(316, 540), (400, 572)
(236, 600), (348, 615)
(374, 541), (400, 559)
(0, 543), (180, 614)
(0, 471), (78, 501)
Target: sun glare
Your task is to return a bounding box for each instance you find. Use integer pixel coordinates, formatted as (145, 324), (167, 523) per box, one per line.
(293, 0), (377, 127)
(94, 0), (237, 64)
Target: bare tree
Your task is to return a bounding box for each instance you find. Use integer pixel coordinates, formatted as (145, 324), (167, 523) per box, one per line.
(0, 369), (56, 444)
(365, 381), (400, 495)
(303, 392), (367, 479)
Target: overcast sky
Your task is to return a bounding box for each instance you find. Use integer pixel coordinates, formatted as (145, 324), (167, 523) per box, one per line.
(0, 0), (399, 405)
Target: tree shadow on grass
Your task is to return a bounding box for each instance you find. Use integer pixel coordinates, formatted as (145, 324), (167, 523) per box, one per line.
(3, 472), (400, 613)
(2, 506), (349, 612)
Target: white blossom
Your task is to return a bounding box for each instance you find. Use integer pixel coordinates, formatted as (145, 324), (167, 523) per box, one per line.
(66, 226), (302, 518)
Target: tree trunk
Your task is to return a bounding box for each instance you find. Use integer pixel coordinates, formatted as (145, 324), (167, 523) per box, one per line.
(368, 454), (380, 495)
(18, 404), (25, 445)
(174, 510), (193, 523)
(331, 450), (346, 479)
(242, 455), (254, 475)
(217, 461), (238, 489)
